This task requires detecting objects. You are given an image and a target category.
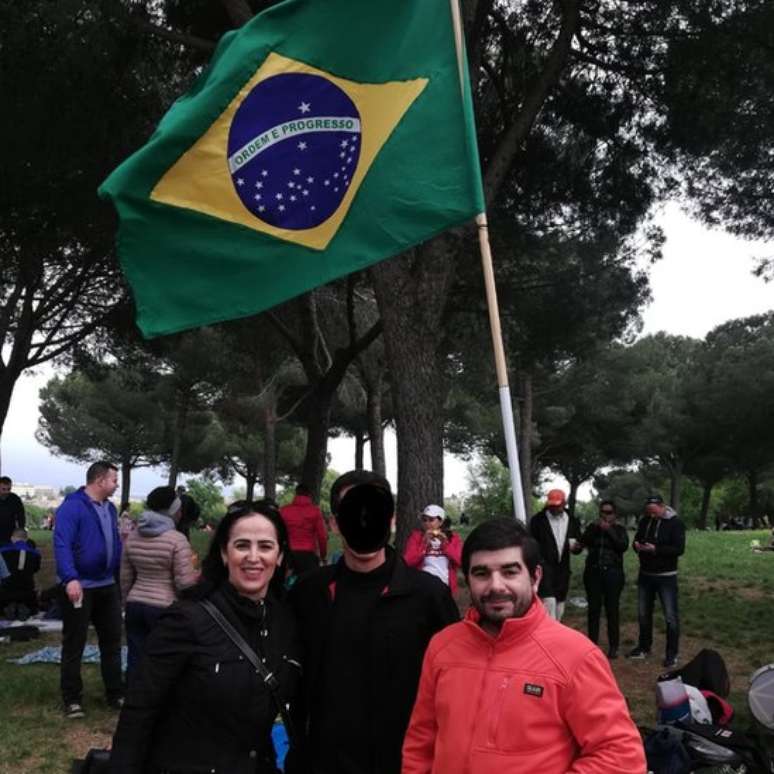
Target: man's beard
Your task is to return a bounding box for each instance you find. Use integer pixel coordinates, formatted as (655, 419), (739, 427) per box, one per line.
(474, 591), (532, 626)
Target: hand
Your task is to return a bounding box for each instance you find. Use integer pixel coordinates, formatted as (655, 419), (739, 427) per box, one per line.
(640, 542), (656, 552)
(65, 580), (83, 606)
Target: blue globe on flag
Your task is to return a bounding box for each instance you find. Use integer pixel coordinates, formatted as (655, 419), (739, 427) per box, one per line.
(227, 73), (362, 230)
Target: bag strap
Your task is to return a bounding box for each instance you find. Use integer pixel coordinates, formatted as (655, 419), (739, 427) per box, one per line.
(198, 598), (297, 744)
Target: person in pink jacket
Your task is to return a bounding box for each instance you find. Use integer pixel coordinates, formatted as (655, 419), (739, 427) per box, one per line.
(403, 504), (463, 593)
(402, 518), (646, 774)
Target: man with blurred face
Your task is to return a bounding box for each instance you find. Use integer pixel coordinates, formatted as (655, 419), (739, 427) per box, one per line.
(54, 461), (123, 718)
(288, 471), (459, 774)
(402, 519), (646, 774)
(530, 488), (582, 620)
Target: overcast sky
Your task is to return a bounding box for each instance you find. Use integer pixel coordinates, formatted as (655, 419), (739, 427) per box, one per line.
(2, 200), (772, 500)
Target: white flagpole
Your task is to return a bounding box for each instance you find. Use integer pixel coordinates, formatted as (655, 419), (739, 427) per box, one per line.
(448, 0), (528, 523)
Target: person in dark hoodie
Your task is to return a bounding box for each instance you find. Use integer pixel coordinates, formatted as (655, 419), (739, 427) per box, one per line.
(53, 461), (123, 718)
(627, 494), (686, 668)
(120, 486), (198, 678)
(0, 528), (42, 619)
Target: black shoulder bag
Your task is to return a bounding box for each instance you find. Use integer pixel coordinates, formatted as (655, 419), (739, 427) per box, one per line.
(198, 599), (298, 746)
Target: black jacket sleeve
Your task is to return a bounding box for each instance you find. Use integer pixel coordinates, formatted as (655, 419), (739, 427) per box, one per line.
(609, 524), (629, 554)
(655, 519), (685, 558)
(109, 605), (194, 773)
(633, 517), (648, 550)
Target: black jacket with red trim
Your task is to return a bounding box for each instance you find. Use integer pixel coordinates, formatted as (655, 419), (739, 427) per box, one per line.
(287, 546), (459, 774)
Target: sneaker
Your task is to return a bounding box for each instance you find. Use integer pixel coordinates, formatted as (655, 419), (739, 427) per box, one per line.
(663, 655), (679, 668)
(64, 703), (85, 719)
(107, 696), (125, 710)
(626, 647), (650, 660)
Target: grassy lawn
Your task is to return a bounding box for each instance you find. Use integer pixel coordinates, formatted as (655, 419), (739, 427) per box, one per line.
(1, 528), (771, 772)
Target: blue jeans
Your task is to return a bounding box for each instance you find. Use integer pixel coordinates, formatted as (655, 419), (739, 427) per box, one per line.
(125, 601), (166, 680)
(637, 573), (679, 658)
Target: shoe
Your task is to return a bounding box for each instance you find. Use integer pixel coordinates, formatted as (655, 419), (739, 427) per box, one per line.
(107, 697), (125, 710)
(607, 648), (618, 660)
(663, 655), (679, 668)
(626, 647), (650, 660)
(64, 702), (85, 719)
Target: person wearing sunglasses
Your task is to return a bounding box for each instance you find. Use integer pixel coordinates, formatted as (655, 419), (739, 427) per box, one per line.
(110, 499), (301, 774)
(580, 500), (629, 659)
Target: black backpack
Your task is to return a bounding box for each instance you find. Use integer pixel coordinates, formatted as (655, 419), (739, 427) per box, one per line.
(662, 649), (731, 698)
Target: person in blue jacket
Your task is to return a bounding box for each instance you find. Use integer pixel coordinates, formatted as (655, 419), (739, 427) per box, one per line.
(53, 461), (123, 718)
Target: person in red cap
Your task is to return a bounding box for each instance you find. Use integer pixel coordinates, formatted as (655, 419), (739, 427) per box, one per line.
(529, 489), (582, 620)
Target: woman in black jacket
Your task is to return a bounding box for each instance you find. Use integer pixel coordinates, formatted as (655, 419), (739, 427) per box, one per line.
(110, 500), (301, 774)
(580, 500), (629, 659)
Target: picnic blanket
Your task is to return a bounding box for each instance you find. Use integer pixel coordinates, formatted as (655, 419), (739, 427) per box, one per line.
(0, 616), (63, 633)
(10, 644), (128, 669)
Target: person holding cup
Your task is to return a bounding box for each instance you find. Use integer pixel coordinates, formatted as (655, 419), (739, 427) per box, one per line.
(580, 500), (629, 659)
(529, 489), (582, 621)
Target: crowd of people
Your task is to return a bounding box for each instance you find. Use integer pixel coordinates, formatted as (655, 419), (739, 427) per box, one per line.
(0, 462), (703, 773)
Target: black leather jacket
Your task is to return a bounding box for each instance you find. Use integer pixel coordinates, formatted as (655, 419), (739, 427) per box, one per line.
(581, 522), (629, 572)
(110, 582), (301, 774)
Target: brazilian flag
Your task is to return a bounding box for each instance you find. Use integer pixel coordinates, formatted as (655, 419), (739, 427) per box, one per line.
(100, 0), (484, 337)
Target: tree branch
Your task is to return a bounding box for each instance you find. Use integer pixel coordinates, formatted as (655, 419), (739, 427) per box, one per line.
(483, 0), (581, 202)
(133, 18), (217, 53)
(220, 0), (254, 28)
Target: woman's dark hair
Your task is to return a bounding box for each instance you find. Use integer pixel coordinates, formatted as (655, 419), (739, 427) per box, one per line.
(461, 518), (541, 579)
(185, 500), (290, 600)
(599, 499), (617, 514)
(146, 486), (177, 512)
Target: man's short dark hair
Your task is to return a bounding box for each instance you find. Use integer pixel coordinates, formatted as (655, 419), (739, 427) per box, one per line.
(0, 476), (11, 486)
(86, 461), (118, 484)
(462, 518), (541, 579)
(295, 483), (312, 497)
(329, 470), (391, 515)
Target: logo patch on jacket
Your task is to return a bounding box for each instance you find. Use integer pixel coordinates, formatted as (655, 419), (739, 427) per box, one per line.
(523, 683), (544, 698)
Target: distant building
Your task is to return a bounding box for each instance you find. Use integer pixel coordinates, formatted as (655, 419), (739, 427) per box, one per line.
(13, 482), (60, 506)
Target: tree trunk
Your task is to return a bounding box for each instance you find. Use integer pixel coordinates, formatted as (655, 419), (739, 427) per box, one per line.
(301, 394), (333, 502)
(120, 459), (132, 508)
(0, 371), (21, 474)
(668, 458), (683, 513)
(518, 372), (534, 519)
(698, 480), (713, 531)
(262, 402), (277, 501)
(354, 428), (365, 471)
(366, 377), (386, 477)
(567, 476), (579, 521)
(245, 469), (257, 502)
(372, 242), (452, 552)
(748, 468), (760, 527)
(167, 389), (190, 488)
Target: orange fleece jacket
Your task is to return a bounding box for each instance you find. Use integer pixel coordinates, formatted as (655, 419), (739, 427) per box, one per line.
(402, 598), (646, 774)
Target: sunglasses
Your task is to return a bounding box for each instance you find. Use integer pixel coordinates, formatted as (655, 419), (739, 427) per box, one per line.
(226, 499), (280, 517)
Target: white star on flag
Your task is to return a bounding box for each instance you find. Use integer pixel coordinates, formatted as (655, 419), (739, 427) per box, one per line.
(298, 102), (311, 114)
(293, 168), (301, 175)
(237, 178), (244, 186)
(261, 170), (269, 177)
(255, 181), (263, 189)
(298, 142), (307, 151)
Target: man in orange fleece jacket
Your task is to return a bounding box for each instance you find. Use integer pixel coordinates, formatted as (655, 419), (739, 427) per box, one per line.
(402, 518), (646, 774)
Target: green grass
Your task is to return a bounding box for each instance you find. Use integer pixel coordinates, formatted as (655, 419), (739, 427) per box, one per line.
(1, 529), (771, 771)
